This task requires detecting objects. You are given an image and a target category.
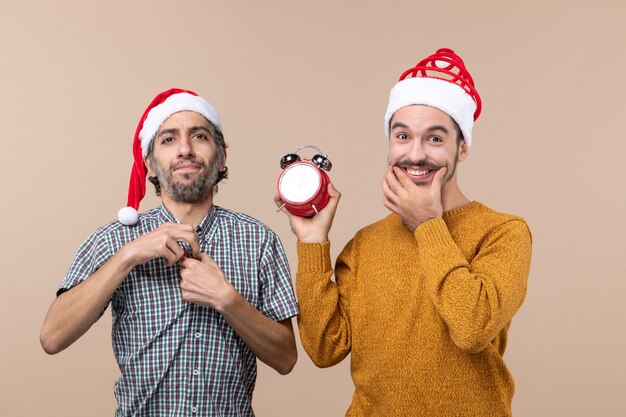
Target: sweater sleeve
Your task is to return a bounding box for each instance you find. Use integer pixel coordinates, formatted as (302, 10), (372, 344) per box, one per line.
(296, 239), (353, 367)
(415, 217), (532, 353)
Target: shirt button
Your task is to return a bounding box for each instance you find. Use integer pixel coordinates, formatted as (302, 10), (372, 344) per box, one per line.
(191, 406), (197, 413)
(195, 332), (201, 339)
(193, 369), (200, 376)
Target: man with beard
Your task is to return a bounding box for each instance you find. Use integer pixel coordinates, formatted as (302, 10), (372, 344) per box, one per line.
(40, 88), (298, 417)
(276, 49), (532, 416)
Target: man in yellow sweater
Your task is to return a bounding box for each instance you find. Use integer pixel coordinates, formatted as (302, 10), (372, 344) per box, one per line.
(277, 48), (532, 416)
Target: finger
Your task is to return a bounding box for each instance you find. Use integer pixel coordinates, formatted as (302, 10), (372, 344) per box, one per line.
(382, 194), (397, 212)
(323, 182), (341, 212)
(327, 182), (341, 199)
(200, 254), (225, 279)
(168, 227), (200, 259)
(431, 167), (448, 190)
(165, 240), (185, 266)
(393, 166), (417, 188)
(176, 234), (200, 259)
(179, 272), (192, 294)
(382, 167), (404, 199)
(161, 246), (178, 267)
(199, 253), (213, 264)
(381, 176), (398, 203)
(179, 256), (193, 268)
(385, 166), (404, 195)
(187, 233), (200, 259)
(175, 226), (200, 258)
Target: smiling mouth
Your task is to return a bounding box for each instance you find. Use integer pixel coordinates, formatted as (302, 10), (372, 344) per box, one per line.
(400, 166), (438, 182)
(405, 168), (432, 177)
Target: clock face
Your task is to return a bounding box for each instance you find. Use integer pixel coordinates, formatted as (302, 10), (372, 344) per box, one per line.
(279, 163), (321, 203)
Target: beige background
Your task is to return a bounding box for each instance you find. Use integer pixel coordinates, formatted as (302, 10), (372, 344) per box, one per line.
(1, 0), (625, 416)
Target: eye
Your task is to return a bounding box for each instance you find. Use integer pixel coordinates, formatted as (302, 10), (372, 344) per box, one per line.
(161, 136), (175, 144)
(193, 133), (209, 141)
(428, 135), (443, 143)
(396, 133), (409, 141)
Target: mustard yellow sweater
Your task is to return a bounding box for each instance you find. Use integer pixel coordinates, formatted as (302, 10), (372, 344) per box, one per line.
(296, 201), (532, 417)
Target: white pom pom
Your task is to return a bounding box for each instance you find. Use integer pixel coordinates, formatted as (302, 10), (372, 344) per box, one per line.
(118, 207), (139, 225)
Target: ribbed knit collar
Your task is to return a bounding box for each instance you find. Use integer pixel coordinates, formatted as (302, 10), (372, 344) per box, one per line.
(442, 200), (482, 219)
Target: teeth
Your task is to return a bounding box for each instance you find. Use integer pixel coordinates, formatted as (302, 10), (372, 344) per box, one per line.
(406, 168), (429, 176)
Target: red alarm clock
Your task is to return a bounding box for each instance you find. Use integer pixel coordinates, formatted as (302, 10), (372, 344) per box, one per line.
(276, 145), (333, 217)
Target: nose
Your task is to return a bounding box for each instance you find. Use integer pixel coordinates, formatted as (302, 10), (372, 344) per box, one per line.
(177, 136), (195, 158)
(407, 139), (426, 162)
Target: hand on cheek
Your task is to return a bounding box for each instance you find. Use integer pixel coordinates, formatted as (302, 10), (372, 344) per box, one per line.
(382, 165), (446, 232)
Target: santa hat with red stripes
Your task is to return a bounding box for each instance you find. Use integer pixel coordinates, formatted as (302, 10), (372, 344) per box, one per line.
(384, 48), (482, 147)
(117, 88), (221, 225)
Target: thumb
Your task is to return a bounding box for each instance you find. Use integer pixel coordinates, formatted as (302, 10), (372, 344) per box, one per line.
(325, 182), (341, 211)
(327, 182), (341, 199)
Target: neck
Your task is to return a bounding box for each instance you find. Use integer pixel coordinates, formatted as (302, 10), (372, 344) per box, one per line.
(440, 177), (471, 212)
(161, 194), (214, 226)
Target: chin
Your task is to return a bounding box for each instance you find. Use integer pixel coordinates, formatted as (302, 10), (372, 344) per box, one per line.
(412, 179), (431, 187)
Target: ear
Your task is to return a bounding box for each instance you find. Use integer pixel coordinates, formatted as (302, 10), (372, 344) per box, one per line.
(145, 157), (156, 177)
(220, 148), (228, 171)
(457, 140), (469, 162)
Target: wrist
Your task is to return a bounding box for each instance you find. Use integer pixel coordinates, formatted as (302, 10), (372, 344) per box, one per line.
(213, 283), (240, 314)
(298, 234), (328, 244)
(114, 246), (140, 273)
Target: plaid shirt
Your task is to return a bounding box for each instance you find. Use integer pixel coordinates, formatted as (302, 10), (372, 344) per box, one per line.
(59, 204), (298, 417)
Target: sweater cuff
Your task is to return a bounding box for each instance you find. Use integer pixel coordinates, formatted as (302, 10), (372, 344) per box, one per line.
(297, 241), (332, 273)
(414, 218), (455, 247)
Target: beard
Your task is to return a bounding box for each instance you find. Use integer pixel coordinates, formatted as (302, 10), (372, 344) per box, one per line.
(151, 156), (222, 204)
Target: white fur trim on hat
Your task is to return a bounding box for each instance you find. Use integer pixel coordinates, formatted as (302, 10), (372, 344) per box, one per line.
(384, 77), (477, 147)
(138, 92), (222, 157)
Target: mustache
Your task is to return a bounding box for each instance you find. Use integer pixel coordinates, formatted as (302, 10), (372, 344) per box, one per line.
(394, 159), (440, 170)
(169, 158), (208, 172)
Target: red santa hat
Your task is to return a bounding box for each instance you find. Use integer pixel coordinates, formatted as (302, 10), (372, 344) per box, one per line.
(117, 88), (222, 225)
(384, 48), (482, 147)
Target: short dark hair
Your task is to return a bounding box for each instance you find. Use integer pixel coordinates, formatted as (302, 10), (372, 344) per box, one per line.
(146, 121), (228, 196)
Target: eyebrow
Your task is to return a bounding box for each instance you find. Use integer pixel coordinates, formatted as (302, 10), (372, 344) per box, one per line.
(390, 122), (450, 135)
(156, 127), (180, 138)
(425, 125), (450, 135)
(390, 122), (410, 131)
(157, 125), (213, 138)
(188, 125), (213, 136)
